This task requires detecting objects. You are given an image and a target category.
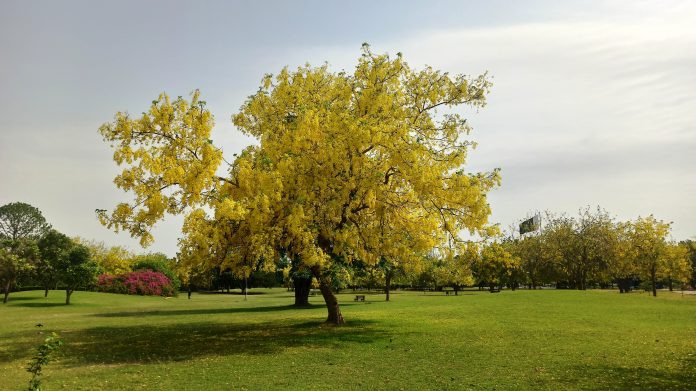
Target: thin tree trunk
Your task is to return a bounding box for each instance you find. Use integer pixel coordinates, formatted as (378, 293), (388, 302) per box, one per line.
(651, 266), (657, 297)
(65, 289), (72, 305)
(668, 278), (673, 292)
(2, 281), (10, 303)
(44, 287), (49, 298)
(385, 271), (392, 302)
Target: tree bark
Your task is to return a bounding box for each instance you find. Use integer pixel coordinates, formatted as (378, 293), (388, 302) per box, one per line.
(617, 278), (632, 293)
(2, 281), (10, 303)
(243, 276), (248, 301)
(668, 278), (673, 292)
(44, 287), (49, 298)
(313, 268), (344, 325)
(384, 271), (392, 302)
(651, 266), (657, 297)
(65, 289), (73, 305)
(293, 276), (311, 307)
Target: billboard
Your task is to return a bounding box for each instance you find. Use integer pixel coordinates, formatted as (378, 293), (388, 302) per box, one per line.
(519, 215), (540, 235)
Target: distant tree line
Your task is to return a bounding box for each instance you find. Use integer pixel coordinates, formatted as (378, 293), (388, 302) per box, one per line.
(4, 202), (693, 305)
(272, 207), (694, 300)
(0, 202), (182, 304)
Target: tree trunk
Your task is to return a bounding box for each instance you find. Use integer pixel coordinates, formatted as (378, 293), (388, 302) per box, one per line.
(44, 287), (49, 298)
(2, 280), (11, 303)
(314, 270), (344, 325)
(617, 278), (632, 293)
(65, 289), (73, 305)
(244, 276), (248, 301)
(384, 271), (392, 302)
(651, 266), (657, 297)
(668, 278), (673, 292)
(293, 276), (311, 307)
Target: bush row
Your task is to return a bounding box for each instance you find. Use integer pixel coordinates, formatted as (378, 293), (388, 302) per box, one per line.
(97, 270), (175, 297)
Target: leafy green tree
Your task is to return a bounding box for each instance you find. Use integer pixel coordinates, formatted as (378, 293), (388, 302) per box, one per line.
(0, 202), (50, 241)
(37, 230), (73, 297)
(0, 239), (36, 303)
(509, 233), (558, 289)
(57, 244), (99, 305)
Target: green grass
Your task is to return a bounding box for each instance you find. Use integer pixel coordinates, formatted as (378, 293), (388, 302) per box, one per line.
(1, 288), (695, 390)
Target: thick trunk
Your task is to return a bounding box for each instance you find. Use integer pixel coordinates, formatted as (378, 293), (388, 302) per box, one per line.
(385, 272), (392, 302)
(316, 276), (344, 325)
(617, 278), (632, 293)
(293, 276), (311, 307)
(65, 289), (73, 305)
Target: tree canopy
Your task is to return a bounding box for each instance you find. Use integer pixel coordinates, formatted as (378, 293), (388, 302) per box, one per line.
(0, 202), (50, 241)
(98, 46), (499, 324)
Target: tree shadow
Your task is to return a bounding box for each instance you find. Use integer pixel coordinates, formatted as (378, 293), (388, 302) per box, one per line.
(8, 302), (67, 308)
(54, 319), (384, 366)
(92, 304), (318, 317)
(572, 358), (696, 390)
(3, 296), (42, 302)
(197, 290), (268, 296)
(92, 303), (362, 318)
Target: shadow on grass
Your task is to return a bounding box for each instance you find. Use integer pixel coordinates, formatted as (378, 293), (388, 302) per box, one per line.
(3, 296), (43, 302)
(58, 319), (384, 365)
(9, 302), (67, 308)
(92, 303), (361, 318)
(572, 357), (696, 390)
(197, 290), (268, 296)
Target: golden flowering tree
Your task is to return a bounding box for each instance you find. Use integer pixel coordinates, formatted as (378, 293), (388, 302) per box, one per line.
(629, 215), (671, 297)
(99, 46), (499, 324)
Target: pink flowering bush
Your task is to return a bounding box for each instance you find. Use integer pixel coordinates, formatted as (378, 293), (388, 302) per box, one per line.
(97, 270), (175, 296)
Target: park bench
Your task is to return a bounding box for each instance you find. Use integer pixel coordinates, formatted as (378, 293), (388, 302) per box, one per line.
(310, 289), (320, 296)
(354, 295), (366, 302)
(490, 288), (501, 293)
(444, 289), (455, 296)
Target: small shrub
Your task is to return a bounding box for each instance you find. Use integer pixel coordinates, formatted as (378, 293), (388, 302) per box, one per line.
(131, 254), (181, 291)
(27, 332), (63, 391)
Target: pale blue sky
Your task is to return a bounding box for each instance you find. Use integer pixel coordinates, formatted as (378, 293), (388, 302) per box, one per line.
(1, 0), (694, 256)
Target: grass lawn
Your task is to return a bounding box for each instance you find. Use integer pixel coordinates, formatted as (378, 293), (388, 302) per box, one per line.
(1, 288), (695, 390)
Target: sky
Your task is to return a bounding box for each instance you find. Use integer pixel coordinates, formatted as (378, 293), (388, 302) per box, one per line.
(1, 0), (694, 256)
